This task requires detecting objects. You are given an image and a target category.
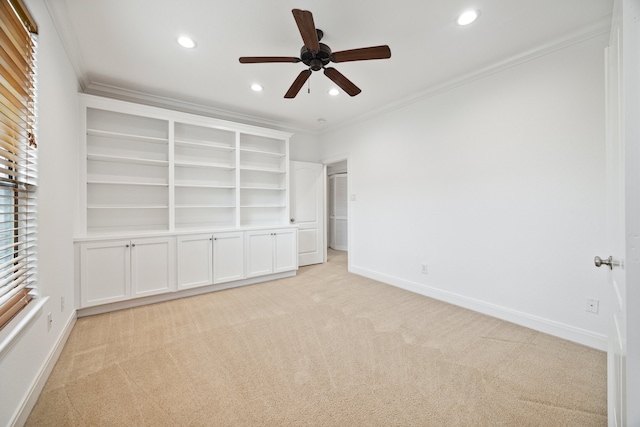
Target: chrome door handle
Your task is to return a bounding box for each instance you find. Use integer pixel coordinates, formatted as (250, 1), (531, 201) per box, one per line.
(594, 256), (613, 269)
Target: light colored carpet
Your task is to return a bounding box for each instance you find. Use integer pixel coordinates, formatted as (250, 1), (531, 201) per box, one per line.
(26, 250), (607, 426)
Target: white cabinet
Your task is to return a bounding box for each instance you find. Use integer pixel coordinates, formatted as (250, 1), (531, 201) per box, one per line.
(176, 231), (245, 290)
(79, 237), (176, 308)
(80, 240), (130, 306)
(176, 234), (213, 290)
(245, 228), (298, 278)
(213, 231), (245, 284)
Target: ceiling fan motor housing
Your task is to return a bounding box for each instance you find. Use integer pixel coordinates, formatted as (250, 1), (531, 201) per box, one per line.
(300, 42), (332, 71)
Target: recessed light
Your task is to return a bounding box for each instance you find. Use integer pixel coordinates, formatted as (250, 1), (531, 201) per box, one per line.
(456, 10), (480, 26)
(317, 118), (327, 124)
(177, 36), (197, 49)
(251, 84), (263, 92)
(328, 88), (340, 96)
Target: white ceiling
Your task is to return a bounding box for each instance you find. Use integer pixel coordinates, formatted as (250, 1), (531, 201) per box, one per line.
(47, 0), (613, 132)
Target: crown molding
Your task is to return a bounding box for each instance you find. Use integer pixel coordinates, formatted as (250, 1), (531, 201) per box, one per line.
(82, 81), (315, 135)
(43, 0), (90, 90)
(320, 15), (612, 135)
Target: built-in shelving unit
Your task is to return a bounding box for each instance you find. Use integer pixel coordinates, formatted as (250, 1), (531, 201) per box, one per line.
(239, 133), (287, 227)
(85, 108), (170, 234)
(174, 122), (237, 230)
(79, 95), (291, 236)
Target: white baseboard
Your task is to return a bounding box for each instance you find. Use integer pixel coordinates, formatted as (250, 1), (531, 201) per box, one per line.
(12, 311), (77, 427)
(349, 265), (607, 351)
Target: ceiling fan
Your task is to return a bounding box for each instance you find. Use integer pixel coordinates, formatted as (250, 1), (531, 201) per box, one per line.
(239, 9), (391, 98)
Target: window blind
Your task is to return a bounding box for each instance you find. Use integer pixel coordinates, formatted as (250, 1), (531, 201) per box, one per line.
(0, 0), (38, 330)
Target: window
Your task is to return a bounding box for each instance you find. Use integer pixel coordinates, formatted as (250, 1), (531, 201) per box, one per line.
(0, 0), (38, 330)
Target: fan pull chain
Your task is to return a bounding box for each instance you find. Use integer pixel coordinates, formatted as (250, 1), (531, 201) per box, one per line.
(307, 75), (311, 94)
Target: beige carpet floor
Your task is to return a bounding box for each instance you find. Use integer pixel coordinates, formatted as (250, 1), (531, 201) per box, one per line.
(26, 250), (607, 426)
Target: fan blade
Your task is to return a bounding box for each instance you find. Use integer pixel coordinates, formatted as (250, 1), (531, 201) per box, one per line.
(292, 9), (319, 52)
(239, 57), (301, 64)
(324, 67), (361, 97)
(331, 45), (391, 63)
(284, 69), (312, 98)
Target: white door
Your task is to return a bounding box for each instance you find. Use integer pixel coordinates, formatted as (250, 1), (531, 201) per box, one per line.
(602, 1), (640, 425)
(290, 161), (325, 266)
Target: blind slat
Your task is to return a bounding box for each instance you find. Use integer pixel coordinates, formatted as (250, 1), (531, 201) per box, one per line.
(0, 0), (37, 331)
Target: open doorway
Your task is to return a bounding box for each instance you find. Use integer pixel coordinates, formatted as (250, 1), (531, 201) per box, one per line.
(325, 159), (348, 268)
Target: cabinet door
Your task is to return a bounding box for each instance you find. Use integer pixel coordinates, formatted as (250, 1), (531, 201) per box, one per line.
(273, 228), (298, 273)
(131, 237), (176, 297)
(177, 234), (213, 290)
(213, 231), (245, 284)
(245, 230), (274, 278)
(80, 240), (131, 307)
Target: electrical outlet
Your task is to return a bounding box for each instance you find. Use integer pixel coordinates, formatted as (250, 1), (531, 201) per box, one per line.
(421, 263), (428, 274)
(47, 312), (52, 331)
(586, 298), (599, 314)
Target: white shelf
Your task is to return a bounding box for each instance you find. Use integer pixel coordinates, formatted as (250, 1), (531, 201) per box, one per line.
(174, 160), (235, 170)
(176, 205), (236, 209)
(240, 186), (286, 191)
(174, 139), (234, 151)
(239, 166), (285, 173)
(87, 205), (169, 209)
(87, 129), (168, 144)
(87, 153), (169, 167)
(175, 184), (235, 189)
(241, 205), (286, 208)
(88, 181), (169, 187)
(239, 147), (285, 157)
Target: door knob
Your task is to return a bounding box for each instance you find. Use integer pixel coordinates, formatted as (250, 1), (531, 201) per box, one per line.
(594, 256), (614, 270)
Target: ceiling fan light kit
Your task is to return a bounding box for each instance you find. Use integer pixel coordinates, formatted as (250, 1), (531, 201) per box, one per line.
(239, 9), (391, 98)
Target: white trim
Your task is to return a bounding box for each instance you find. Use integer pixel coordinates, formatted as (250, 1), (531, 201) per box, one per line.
(350, 265), (608, 351)
(0, 296), (48, 358)
(82, 83), (311, 135)
(10, 310), (76, 427)
(43, 0), (90, 90)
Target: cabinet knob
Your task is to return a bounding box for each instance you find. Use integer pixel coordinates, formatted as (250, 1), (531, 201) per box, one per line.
(125, 244), (129, 248)
(132, 244), (136, 247)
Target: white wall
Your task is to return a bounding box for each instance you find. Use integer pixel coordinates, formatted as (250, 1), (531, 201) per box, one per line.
(290, 130), (321, 162)
(0, 0), (79, 425)
(320, 34), (609, 349)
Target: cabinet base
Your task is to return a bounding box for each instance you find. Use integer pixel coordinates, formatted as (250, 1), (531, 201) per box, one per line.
(76, 270), (296, 317)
